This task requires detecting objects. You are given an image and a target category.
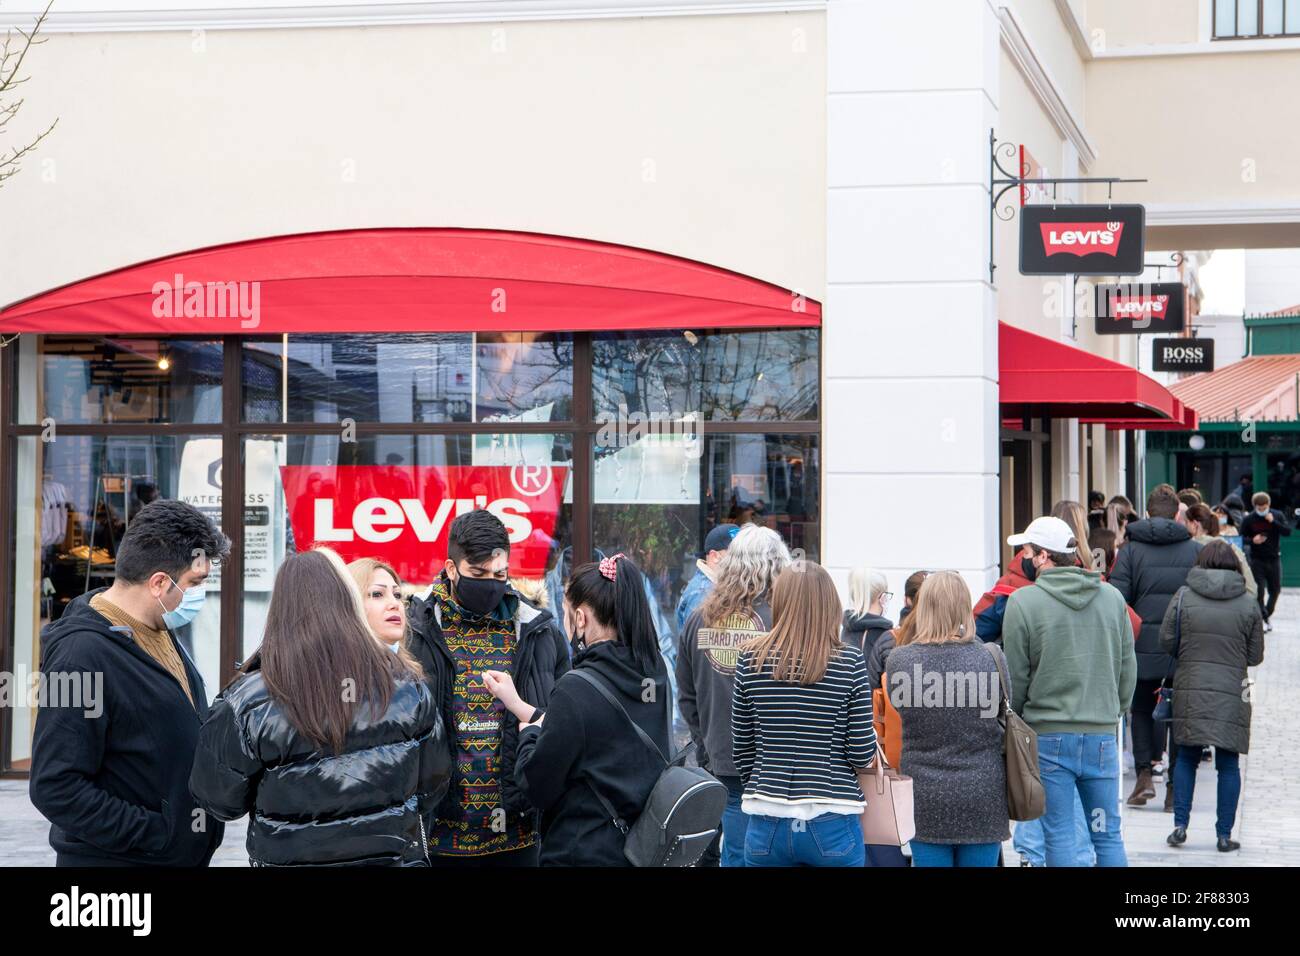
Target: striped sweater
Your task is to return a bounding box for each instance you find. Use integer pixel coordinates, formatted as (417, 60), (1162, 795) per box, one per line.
(731, 645), (876, 811)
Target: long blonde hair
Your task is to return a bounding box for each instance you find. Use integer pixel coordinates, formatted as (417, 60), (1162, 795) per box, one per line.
(904, 571), (975, 646)
(700, 525), (791, 627)
(346, 556), (424, 678)
(1052, 499), (1094, 570)
(743, 562), (842, 685)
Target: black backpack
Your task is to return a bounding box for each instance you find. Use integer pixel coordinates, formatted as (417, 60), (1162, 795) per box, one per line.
(569, 669), (728, 867)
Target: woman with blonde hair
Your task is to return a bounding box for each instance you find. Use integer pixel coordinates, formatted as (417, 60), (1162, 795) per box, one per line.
(346, 557), (425, 677)
(676, 524), (791, 866)
(841, 567), (893, 653)
(886, 571), (1010, 867)
(731, 561), (875, 866)
(1052, 500), (1094, 570)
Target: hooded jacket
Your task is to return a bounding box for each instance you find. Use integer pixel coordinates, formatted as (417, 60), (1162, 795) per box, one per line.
(1002, 566), (1137, 734)
(515, 639), (671, 866)
(840, 610), (894, 654)
(405, 577), (570, 832)
(1107, 517), (1202, 681)
(1159, 568), (1265, 754)
(675, 599), (773, 777)
(973, 559), (1035, 643)
(28, 590), (224, 867)
(189, 657), (450, 866)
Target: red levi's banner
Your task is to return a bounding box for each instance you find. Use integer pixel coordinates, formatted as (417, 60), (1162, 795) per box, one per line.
(280, 465), (568, 584)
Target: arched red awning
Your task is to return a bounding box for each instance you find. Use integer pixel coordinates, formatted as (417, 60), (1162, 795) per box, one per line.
(0, 228), (819, 335)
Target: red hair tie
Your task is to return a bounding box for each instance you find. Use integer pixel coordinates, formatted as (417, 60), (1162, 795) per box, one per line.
(599, 553), (625, 581)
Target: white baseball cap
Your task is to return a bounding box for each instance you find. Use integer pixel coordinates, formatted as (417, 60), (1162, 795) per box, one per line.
(1006, 516), (1077, 553)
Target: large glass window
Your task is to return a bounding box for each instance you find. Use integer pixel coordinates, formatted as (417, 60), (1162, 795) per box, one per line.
(1213, 0), (1300, 37)
(16, 335), (223, 425)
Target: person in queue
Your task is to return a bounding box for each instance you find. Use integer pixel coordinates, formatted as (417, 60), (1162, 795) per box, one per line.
(841, 566), (894, 654)
(676, 523), (739, 632)
(347, 557), (430, 674)
(481, 554), (670, 866)
(190, 548), (450, 866)
(867, 569), (929, 690)
(1185, 503), (1256, 599)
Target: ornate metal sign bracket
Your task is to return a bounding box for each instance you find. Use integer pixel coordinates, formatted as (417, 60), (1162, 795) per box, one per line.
(989, 129), (1147, 283)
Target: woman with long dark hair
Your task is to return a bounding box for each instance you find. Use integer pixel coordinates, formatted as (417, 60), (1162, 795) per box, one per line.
(190, 547), (450, 866)
(481, 553), (670, 866)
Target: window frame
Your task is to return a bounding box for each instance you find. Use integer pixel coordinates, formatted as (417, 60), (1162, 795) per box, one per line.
(1212, 0), (1300, 39)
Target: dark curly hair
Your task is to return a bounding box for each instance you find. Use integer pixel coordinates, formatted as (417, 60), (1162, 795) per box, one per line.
(114, 499), (231, 583)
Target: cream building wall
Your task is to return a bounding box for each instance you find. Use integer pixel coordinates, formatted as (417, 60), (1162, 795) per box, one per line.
(0, 9), (827, 306)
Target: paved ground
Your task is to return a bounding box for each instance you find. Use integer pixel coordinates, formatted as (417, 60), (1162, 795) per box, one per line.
(4, 591), (1299, 867)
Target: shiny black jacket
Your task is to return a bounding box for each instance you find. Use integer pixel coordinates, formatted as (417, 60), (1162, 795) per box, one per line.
(405, 581), (570, 831)
(189, 659), (450, 867)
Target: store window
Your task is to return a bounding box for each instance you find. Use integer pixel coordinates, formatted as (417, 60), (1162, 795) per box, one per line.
(3, 327), (817, 772)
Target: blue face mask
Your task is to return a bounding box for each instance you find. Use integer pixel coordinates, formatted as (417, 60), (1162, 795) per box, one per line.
(159, 575), (206, 630)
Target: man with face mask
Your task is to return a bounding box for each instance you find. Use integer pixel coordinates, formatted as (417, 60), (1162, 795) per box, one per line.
(29, 498), (229, 866)
(406, 508), (569, 866)
(1239, 491), (1291, 633)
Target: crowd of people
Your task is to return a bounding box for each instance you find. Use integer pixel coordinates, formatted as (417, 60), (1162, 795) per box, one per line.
(25, 481), (1276, 867)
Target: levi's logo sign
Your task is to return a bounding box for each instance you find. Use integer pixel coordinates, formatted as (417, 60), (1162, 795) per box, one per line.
(1094, 282), (1186, 335)
(1040, 221), (1124, 255)
(1020, 204), (1144, 276)
(1110, 295), (1168, 318)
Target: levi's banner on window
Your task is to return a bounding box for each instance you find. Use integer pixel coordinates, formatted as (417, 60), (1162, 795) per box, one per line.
(280, 465), (568, 584)
(1019, 204), (1145, 275)
(1094, 281), (1187, 334)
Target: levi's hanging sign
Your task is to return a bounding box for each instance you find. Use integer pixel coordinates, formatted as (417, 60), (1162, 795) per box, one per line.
(1152, 337), (1214, 373)
(1094, 282), (1186, 335)
(1019, 204), (1145, 276)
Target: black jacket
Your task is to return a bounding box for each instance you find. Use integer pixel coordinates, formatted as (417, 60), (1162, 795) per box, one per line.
(1160, 568), (1265, 754)
(405, 579), (570, 831)
(1240, 508), (1292, 560)
(841, 610), (893, 654)
(28, 590), (224, 867)
(189, 657), (450, 866)
(1108, 517), (1202, 681)
(515, 639), (671, 866)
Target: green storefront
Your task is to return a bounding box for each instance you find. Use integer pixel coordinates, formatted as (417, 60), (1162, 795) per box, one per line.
(1147, 312), (1300, 585)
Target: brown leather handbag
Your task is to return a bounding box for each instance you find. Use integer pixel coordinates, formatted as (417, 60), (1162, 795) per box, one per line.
(981, 643), (1045, 821)
(857, 750), (915, 846)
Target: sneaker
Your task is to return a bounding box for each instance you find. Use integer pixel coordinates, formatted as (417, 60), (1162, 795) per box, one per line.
(1167, 826), (1187, 846)
(1264, 620), (1273, 633)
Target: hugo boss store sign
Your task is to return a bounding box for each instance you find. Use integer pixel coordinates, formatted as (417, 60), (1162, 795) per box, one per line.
(1019, 204), (1146, 276)
(1153, 337), (1214, 373)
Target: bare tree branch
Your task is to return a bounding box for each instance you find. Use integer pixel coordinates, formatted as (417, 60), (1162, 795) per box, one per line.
(0, 0), (56, 186)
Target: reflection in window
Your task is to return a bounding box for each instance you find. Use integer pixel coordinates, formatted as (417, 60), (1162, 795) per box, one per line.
(593, 329), (818, 422)
(22, 336), (223, 425)
(476, 333), (574, 423)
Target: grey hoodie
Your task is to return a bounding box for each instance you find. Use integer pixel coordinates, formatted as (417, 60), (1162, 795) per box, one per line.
(675, 599), (772, 777)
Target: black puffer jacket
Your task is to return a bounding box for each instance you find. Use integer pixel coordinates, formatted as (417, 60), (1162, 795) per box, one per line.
(189, 658), (450, 866)
(515, 639), (671, 866)
(841, 610), (893, 654)
(1108, 517), (1202, 681)
(1159, 568), (1265, 754)
(405, 580), (570, 829)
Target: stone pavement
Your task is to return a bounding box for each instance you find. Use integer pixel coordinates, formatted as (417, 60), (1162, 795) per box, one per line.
(4, 591), (1300, 867)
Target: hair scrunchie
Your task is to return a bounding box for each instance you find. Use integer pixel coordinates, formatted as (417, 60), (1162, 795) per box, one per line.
(598, 553), (625, 581)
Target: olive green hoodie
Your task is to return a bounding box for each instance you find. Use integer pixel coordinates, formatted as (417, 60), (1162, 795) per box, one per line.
(1002, 565), (1138, 735)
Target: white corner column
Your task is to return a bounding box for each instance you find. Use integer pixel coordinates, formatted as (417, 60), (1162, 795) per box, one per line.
(823, 0), (1002, 604)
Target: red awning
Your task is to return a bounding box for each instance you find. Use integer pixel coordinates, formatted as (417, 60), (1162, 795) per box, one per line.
(999, 321), (1184, 422)
(1083, 399), (1199, 431)
(0, 228), (820, 335)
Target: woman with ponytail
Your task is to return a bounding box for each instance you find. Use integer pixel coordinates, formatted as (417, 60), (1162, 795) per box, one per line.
(481, 553), (670, 866)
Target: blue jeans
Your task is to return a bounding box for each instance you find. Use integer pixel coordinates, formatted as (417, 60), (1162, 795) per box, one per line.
(743, 813), (866, 867)
(1012, 791), (1096, 866)
(718, 775), (748, 868)
(910, 841), (1000, 867)
(1038, 732), (1127, 867)
(1173, 745), (1240, 838)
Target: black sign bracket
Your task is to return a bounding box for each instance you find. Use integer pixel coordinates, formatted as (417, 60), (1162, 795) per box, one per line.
(990, 129), (1147, 283)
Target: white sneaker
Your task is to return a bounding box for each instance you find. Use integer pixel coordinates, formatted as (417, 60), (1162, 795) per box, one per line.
(1264, 620), (1273, 633)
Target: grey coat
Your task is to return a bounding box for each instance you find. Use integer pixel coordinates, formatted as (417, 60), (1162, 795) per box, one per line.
(886, 641), (1010, 845)
(1159, 568), (1265, 754)
(1109, 517), (1202, 681)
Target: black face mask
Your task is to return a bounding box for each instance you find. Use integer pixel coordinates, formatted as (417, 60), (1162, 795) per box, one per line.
(1021, 556), (1039, 582)
(453, 573), (508, 617)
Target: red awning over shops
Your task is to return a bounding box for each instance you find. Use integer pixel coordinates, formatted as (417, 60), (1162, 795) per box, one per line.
(1083, 399), (1199, 432)
(0, 229), (820, 335)
(999, 321), (1185, 423)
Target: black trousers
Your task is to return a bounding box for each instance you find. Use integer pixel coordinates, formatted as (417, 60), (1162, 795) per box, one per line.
(1249, 556), (1282, 621)
(1131, 678), (1166, 772)
(429, 843), (539, 867)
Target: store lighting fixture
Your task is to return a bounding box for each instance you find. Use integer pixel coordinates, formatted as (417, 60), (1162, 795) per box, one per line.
(157, 355), (171, 371)
(683, 330), (698, 346)
(1188, 434), (1205, 451)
